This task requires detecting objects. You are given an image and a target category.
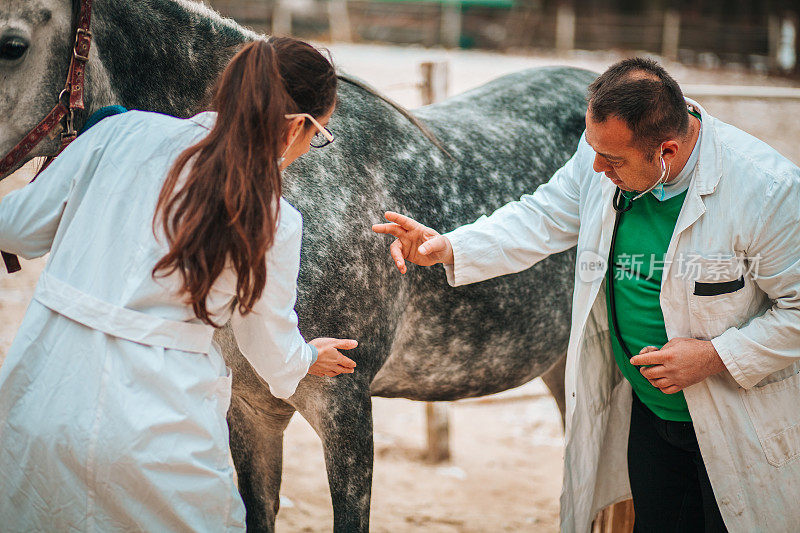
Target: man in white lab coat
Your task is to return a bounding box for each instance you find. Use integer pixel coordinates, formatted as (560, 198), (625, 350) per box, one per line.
(373, 57), (800, 532)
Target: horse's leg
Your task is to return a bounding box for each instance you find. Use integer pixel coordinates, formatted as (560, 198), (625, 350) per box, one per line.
(228, 393), (296, 532)
(292, 384), (373, 533)
(541, 352), (567, 429)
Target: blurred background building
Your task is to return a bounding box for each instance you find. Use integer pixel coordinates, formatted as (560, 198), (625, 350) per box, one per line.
(208, 0), (799, 76)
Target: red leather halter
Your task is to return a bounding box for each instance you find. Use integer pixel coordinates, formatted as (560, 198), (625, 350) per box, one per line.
(0, 0), (93, 273)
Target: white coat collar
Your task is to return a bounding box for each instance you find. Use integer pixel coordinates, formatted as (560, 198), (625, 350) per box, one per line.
(660, 98), (724, 291)
(684, 97), (723, 196)
(188, 111), (217, 131)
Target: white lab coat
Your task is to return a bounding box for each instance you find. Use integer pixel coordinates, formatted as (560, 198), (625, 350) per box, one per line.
(444, 99), (800, 532)
(0, 111), (315, 531)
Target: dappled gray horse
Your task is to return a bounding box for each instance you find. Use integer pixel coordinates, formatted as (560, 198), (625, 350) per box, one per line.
(1, 0), (596, 530)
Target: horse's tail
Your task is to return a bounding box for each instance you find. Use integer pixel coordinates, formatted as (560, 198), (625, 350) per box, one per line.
(337, 73), (454, 160)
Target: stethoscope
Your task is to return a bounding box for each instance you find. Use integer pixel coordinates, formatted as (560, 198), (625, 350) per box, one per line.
(608, 104), (702, 359)
(607, 159), (668, 357)
(606, 158), (669, 357)
(612, 187), (635, 214)
(608, 187), (635, 357)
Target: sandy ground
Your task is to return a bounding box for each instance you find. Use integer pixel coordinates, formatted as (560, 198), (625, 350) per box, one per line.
(276, 383), (564, 532)
(2, 43), (799, 532)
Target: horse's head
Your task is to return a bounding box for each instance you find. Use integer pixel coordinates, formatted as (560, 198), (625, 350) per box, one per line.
(0, 0), (73, 178)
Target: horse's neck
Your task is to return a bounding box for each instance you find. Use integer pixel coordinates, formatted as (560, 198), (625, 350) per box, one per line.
(91, 0), (258, 117)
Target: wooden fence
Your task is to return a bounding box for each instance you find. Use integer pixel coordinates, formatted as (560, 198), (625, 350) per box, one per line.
(206, 0), (798, 75)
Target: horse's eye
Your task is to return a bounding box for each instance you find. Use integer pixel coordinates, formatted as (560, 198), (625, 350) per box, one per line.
(0, 37), (29, 61)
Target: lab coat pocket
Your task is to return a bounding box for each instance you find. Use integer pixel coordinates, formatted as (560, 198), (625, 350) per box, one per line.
(580, 328), (619, 413)
(686, 254), (753, 339)
(740, 367), (800, 467)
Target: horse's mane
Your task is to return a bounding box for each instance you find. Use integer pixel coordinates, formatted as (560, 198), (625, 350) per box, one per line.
(336, 73), (453, 160)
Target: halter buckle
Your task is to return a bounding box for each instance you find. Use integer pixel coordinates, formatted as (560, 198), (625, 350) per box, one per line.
(61, 108), (77, 145)
(73, 28), (92, 62)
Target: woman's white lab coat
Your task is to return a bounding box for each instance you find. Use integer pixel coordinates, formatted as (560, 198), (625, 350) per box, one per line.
(444, 100), (800, 532)
(0, 111), (315, 531)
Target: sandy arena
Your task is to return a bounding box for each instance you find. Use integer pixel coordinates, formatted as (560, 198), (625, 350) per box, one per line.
(2, 44), (799, 532)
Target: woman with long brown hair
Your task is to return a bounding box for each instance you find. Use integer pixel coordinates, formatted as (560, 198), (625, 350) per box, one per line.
(0, 37), (354, 531)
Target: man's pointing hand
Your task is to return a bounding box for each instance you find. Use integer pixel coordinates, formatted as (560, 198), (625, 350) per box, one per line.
(372, 211), (454, 274)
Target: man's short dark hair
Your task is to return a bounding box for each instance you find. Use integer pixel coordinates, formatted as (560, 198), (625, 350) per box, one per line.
(587, 57), (689, 159)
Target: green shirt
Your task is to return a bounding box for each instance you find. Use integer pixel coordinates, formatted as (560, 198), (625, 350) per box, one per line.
(606, 190), (691, 422)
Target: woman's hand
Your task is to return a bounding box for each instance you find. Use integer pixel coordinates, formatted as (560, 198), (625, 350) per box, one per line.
(371, 211), (454, 274)
(308, 338), (358, 377)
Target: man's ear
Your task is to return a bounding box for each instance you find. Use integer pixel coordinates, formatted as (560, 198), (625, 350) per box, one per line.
(661, 140), (680, 162)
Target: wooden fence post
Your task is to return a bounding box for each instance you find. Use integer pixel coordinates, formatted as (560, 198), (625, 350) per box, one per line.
(272, 0), (292, 36)
(329, 0), (352, 42)
(777, 15), (797, 73)
(661, 10), (680, 62)
(420, 61), (449, 106)
(441, 1), (462, 49)
(592, 499), (635, 533)
(555, 1), (576, 54)
(768, 14), (781, 71)
(425, 403), (451, 462)
(420, 59), (451, 463)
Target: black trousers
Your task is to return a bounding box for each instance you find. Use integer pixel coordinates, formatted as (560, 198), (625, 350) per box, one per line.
(627, 392), (727, 533)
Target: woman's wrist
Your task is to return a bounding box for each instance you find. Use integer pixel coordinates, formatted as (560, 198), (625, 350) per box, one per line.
(308, 342), (319, 364)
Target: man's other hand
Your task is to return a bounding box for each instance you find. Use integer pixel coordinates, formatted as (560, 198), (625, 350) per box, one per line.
(630, 338), (727, 394)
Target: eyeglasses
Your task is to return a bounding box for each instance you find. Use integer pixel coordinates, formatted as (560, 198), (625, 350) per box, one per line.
(285, 113), (335, 148)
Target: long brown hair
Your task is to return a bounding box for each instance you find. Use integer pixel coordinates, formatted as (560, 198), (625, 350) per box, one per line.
(153, 37), (337, 326)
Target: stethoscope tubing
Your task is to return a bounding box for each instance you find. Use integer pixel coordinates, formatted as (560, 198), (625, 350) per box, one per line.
(613, 186), (633, 214)
(608, 186), (634, 357)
